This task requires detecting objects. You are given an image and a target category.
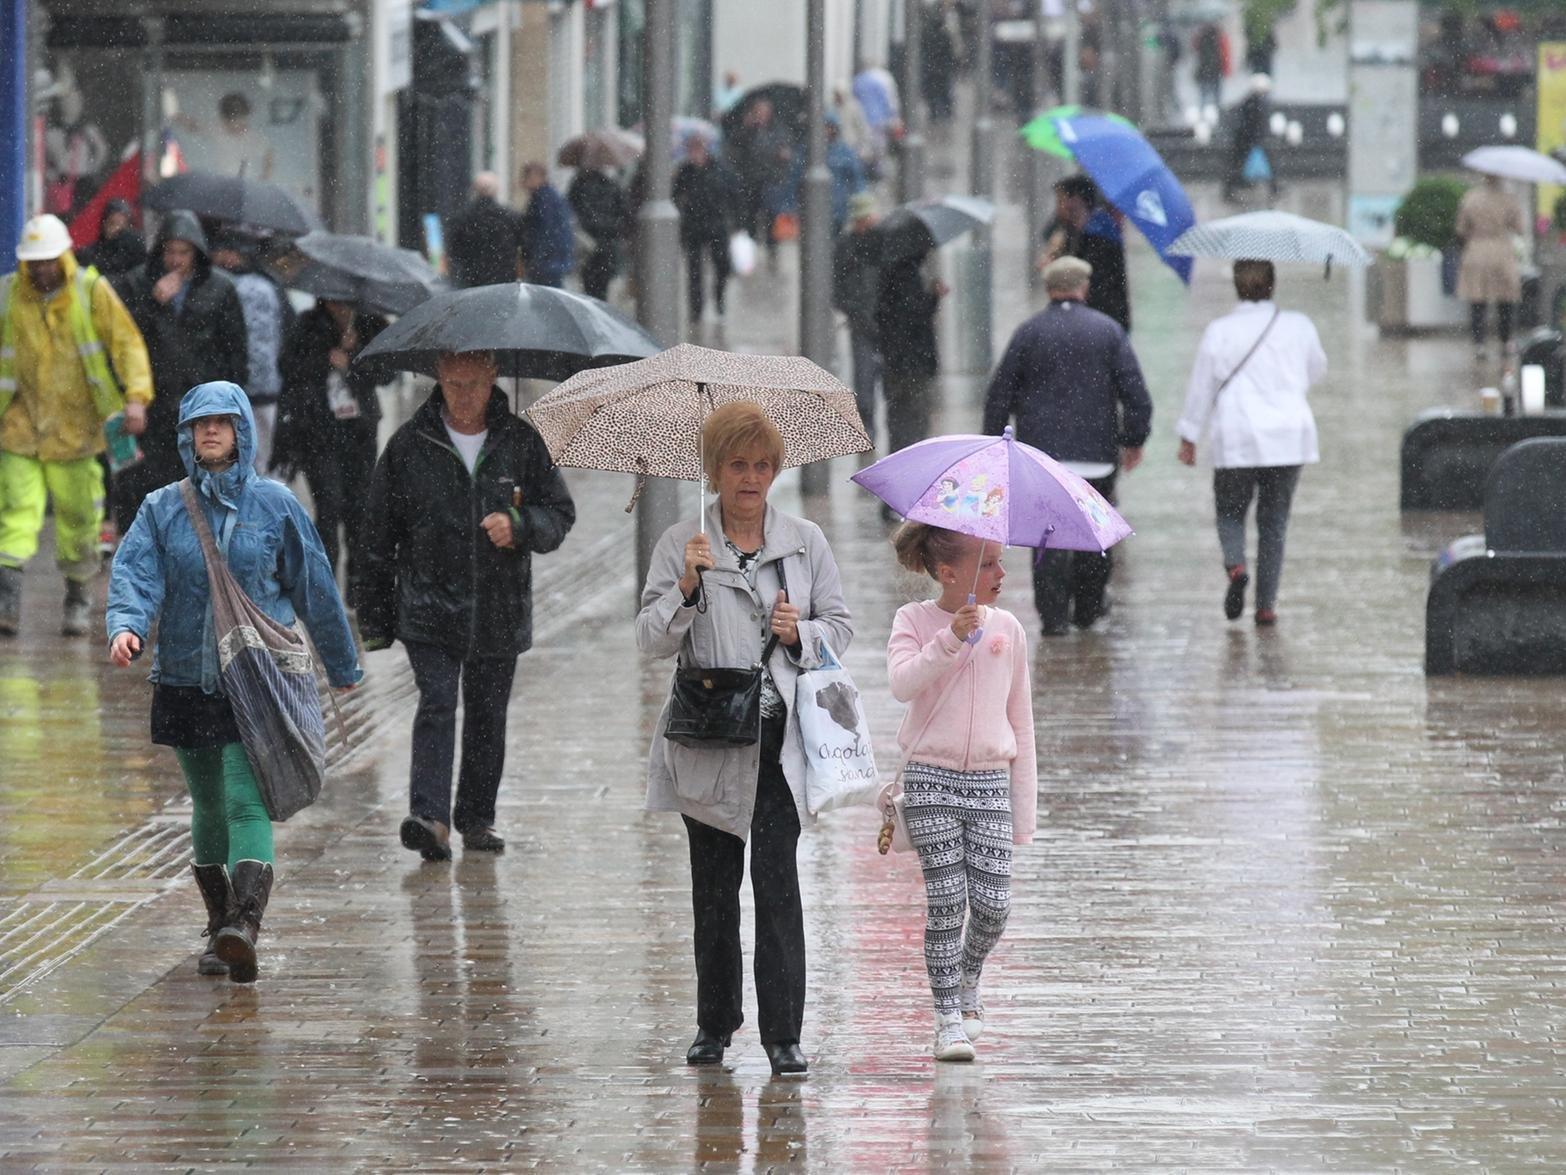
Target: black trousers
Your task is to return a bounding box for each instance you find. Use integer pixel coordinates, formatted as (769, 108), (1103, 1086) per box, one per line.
(581, 241), (620, 301)
(683, 236), (730, 317)
(1470, 301), (1515, 347)
(1032, 471), (1117, 630)
(302, 420), (377, 597)
(682, 713), (805, 1045)
(406, 642), (518, 833)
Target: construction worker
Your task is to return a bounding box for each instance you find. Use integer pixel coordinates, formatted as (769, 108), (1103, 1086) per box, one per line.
(0, 213), (152, 636)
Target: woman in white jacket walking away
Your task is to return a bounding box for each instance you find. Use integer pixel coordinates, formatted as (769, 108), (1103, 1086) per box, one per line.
(1176, 260), (1327, 626)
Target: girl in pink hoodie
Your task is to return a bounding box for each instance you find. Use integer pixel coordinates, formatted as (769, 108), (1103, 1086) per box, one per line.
(887, 523), (1036, 1062)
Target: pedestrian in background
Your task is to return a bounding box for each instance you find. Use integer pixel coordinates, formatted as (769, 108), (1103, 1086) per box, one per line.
(727, 99), (792, 269)
(887, 522), (1035, 1062)
(1176, 260), (1326, 627)
(876, 242), (948, 457)
(1193, 21), (1229, 114)
(1456, 174), (1525, 363)
(0, 214), (152, 636)
(209, 227), (290, 474)
(518, 162), (575, 289)
(360, 350), (576, 862)
(1223, 74), (1276, 202)
(106, 382), (360, 983)
(79, 198), (147, 277)
(672, 135), (736, 322)
(567, 164), (628, 302)
(983, 256), (1151, 635)
(112, 209), (248, 535)
(636, 401), (853, 1078)
(446, 172), (523, 289)
(824, 114), (867, 237)
(273, 297), (389, 600)
(832, 192), (884, 443)
(1048, 175), (1132, 334)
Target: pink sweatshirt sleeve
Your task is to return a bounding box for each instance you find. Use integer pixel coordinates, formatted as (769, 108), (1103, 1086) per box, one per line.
(1007, 619), (1037, 845)
(887, 607), (964, 703)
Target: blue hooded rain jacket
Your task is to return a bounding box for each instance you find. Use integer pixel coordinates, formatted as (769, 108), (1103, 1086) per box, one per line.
(106, 381), (362, 693)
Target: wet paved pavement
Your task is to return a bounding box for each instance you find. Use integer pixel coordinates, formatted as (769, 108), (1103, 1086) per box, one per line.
(3, 151), (1566, 1167)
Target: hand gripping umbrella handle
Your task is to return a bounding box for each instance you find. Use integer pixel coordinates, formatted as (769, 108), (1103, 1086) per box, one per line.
(964, 592), (983, 645)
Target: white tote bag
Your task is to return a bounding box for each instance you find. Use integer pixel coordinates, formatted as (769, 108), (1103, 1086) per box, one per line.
(728, 231), (758, 277)
(795, 638), (879, 814)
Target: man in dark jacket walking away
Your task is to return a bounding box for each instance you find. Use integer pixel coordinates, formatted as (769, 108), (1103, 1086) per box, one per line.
(446, 173), (524, 289)
(1050, 175), (1133, 333)
(983, 256), (1152, 635)
(112, 209), (248, 532)
(519, 162), (575, 288)
(832, 192), (883, 441)
(1223, 74), (1277, 202)
(672, 136), (736, 321)
(360, 350), (576, 861)
(875, 244), (947, 457)
(567, 166), (628, 301)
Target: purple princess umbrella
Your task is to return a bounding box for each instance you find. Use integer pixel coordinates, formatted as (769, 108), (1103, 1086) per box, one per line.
(851, 426), (1133, 640)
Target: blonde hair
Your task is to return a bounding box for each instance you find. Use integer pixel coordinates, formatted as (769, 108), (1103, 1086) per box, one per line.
(702, 401), (785, 490)
(893, 521), (972, 580)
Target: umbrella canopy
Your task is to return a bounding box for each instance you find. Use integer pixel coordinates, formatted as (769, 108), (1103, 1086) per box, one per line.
(558, 127), (646, 171)
(879, 195), (996, 261)
(144, 171), (321, 236)
(525, 343), (871, 482)
(354, 282), (662, 381)
(1053, 114), (1195, 285)
(266, 231), (446, 316)
(1461, 146), (1566, 185)
(668, 117), (722, 161)
(851, 427), (1132, 554)
(720, 83), (810, 147)
(1021, 105), (1134, 158)
(1166, 211), (1371, 269)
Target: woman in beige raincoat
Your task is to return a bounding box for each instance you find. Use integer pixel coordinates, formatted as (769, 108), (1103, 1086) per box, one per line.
(1455, 175), (1525, 362)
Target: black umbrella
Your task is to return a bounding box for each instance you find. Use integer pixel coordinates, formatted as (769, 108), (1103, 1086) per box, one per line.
(878, 195), (996, 262)
(145, 171), (322, 235)
(720, 82), (809, 146)
(354, 283), (663, 382)
(265, 231), (446, 317)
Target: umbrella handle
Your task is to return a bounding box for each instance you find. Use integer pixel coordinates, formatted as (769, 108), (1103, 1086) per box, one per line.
(963, 592), (983, 645)
(964, 543), (985, 644)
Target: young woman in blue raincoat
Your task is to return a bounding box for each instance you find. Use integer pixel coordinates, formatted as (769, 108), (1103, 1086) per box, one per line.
(105, 381), (361, 983)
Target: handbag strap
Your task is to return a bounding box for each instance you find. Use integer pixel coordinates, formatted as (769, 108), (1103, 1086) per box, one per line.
(1214, 305), (1280, 398)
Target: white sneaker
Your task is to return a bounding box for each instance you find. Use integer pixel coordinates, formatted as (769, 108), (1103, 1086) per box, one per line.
(933, 1012), (975, 1062)
(959, 980), (985, 1041)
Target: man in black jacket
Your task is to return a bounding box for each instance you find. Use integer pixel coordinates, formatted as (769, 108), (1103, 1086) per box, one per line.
(672, 136), (736, 321)
(875, 244), (947, 458)
(832, 192), (883, 443)
(983, 256), (1152, 635)
(360, 350), (576, 861)
(111, 209), (248, 531)
(1049, 175), (1132, 333)
(446, 173), (524, 289)
(567, 166), (627, 301)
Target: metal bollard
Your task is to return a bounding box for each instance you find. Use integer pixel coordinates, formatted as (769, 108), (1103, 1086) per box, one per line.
(950, 244), (994, 375)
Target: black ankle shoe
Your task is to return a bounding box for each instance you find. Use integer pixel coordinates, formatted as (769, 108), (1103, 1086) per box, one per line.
(1223, 568), (1249, 621)
(686, 1029), (732, 1065)
(460, 826), (505, 854)
(765, 1042), (808, 1076)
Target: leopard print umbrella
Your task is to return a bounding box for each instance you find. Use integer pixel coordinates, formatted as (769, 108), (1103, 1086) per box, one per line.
(525, 343), (873, 480)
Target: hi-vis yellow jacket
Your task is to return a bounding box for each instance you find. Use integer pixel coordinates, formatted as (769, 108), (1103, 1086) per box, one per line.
(0, 250), (152, 461)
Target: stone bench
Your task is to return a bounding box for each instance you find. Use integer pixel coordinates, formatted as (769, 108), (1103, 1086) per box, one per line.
(1426, 437), (1566, 675)
(1400, 408), (1566, 511)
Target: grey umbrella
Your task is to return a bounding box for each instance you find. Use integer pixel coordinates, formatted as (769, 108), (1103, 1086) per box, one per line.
(145, 171), (321, 235)
(353, 282), (662, 382)
(878, 195), (996, 261)
(1166, 211), (1371, 274)
(266, 232), (446, 316)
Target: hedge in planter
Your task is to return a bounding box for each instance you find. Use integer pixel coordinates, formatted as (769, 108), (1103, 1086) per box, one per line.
(1394, 177), (1468, 251)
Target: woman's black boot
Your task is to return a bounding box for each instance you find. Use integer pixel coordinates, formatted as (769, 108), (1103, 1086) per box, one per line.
(190, 863), (231, 976)
(215, 860), (274, 984)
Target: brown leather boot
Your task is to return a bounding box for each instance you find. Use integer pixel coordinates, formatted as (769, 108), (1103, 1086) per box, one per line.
(214, 860), (273, 984)
(190, 863), (231, 976)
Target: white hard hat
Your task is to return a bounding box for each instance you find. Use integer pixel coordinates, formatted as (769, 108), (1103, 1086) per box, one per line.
(16, 214), (73, 262)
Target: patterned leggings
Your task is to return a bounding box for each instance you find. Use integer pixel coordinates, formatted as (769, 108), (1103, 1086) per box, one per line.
(904, 763), (1013, 1015)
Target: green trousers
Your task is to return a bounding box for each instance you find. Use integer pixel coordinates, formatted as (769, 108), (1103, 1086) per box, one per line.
(175, 744), (275, 871)
(0, 452), (104, 582)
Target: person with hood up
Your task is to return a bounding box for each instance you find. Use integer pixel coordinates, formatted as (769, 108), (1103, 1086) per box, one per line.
(1048, 175), (1132, 334)
(106, 382), (361, 983)
(78, 199), (148, 277)
(111, 209), (248, 534)
(359, 350), (576, 862)
(0, 213), (153, 636)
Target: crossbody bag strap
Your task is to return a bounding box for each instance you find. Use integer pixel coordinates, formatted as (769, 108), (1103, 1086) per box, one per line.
(178, 478), (224, 575)
(1214, 306), (1281, 398)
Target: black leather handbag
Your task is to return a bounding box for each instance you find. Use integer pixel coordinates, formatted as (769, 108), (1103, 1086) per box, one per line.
(664, 632), (779, 748)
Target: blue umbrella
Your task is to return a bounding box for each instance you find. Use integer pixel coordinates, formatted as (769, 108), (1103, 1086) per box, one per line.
(1054, 113), (1195, 285)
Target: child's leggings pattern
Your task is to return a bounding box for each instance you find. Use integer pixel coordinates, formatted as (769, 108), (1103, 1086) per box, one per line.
(903, 762), (1013, 1015)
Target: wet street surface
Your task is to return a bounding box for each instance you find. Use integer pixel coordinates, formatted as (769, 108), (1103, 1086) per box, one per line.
(2, 175), (1565, 1171)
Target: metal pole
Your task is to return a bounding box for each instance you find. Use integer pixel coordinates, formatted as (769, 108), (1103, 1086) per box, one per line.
(1, 0), (28, 260)
(899, 0), (925, 202)
(1063, 0), (1080, 106)
(955, 0), (994, 371)
(1025, 8), (1049, 290)
(799, 0), (834, 498)
(635, 0), (683, 596)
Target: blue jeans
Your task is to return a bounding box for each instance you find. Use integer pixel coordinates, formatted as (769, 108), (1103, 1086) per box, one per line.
(406, 642), (517, 832)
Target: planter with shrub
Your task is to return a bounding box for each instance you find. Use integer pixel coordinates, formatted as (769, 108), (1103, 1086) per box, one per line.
(1374, 177), (1469, 333)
